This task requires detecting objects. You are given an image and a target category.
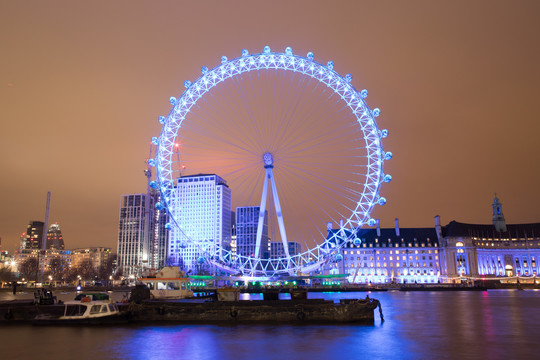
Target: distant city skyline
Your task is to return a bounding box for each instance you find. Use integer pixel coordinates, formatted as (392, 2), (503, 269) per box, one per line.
(2, 1), (540, 253)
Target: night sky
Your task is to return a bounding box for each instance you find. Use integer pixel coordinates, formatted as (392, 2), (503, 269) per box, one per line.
(1, 1), (540, 253)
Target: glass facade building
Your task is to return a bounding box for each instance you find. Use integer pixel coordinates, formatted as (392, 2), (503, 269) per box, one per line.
(168, 174), (231, 274)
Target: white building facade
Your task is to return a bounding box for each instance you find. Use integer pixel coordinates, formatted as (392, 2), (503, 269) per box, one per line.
(335, 222), (441, 284)
(439, 197), (540, 281)
(168, 174), (231, 274)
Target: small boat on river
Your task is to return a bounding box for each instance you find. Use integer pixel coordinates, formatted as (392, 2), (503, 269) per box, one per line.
(33, 293), (127, 325)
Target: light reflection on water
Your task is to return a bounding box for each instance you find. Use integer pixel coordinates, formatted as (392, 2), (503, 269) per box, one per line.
(1, 290), (539, 360)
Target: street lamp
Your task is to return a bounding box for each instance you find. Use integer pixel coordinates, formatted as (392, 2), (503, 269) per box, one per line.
(76, 275), (82, 291)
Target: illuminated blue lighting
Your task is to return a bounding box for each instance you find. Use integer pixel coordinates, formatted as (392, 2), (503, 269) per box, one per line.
(169, 97), (176, 105)
(155, 202), (163, 210)
(327, 61), (334, 70)
(373, 108), (381, 117)
(334, 254), (343, 262)
(154, 47), (389, 277)
(353, 238), (361, 246)
(263, 45), (271, 54)
(384, 151), (393, 160)
(378, 197), (387, 206)
(184, 80), (191, 89)
(384, 174), (392, 183)
(165, 223), (172, 230)
(285, 47), (293, 55)
(149, 181), (158, 189)
(148, 158), (156, 167)
(151, 137), (159, 145)
(158, 116), (166, 124)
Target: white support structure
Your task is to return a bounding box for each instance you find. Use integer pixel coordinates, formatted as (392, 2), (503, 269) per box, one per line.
(254, 152), (290, 260)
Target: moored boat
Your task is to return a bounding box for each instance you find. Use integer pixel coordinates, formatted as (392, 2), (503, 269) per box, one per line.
(33, 294), (127, 325)
(138, 266), (193, 299)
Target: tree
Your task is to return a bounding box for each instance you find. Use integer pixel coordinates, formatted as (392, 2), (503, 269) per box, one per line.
(19, 257), (39, 282)
(62, 266), (79, 284)
(0, 266), (16, 284)
(46, 257), (64, 281)
(98, 256), (115, 280)
(77, 259), (97, 281)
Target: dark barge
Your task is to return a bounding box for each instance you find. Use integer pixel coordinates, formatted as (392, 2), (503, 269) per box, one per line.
(121, 297), (382, 324)
(0, 297), (382, 325)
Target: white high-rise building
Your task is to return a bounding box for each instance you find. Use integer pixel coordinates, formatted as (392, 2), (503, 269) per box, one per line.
(168, 174), (231, 274)
(117, 194), (153, 278)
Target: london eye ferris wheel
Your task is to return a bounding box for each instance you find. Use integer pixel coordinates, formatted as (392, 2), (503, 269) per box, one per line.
(148, 46), (392, 277)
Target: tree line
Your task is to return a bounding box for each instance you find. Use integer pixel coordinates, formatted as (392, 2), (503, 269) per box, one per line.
(0, 256), (116, 284)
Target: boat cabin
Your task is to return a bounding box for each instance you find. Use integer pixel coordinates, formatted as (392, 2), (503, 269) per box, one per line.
(139, 266), (193, 299)
(62, 301), (119, 319)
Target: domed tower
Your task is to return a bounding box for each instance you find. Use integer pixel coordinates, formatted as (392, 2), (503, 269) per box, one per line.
(492, 194), (507, 232)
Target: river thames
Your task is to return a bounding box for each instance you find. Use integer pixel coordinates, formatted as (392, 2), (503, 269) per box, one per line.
(1, 289), (538, 359)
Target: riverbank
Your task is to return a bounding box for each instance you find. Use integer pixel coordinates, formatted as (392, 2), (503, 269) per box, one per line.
(0, 280), (535, 297)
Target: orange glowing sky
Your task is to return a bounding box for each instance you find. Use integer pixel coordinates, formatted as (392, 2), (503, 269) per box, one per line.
(1, 1), (540, 253)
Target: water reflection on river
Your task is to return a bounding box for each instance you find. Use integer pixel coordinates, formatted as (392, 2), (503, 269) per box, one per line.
(1, 290), (539, 359)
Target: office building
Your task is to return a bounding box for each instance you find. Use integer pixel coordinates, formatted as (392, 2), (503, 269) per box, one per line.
(22, 221), (44, 250)
(236, 206), (269, 258)
(117, 193), (153, 278)
(168, 174), (231, 274)
(46, 223), (65, 250)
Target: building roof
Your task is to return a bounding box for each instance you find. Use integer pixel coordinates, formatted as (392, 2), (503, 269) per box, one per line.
(442, 221), (540, 240)
(327, 227), (439, 248)
(180, 173), (217, 178)
(177, 173), (229, 187)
